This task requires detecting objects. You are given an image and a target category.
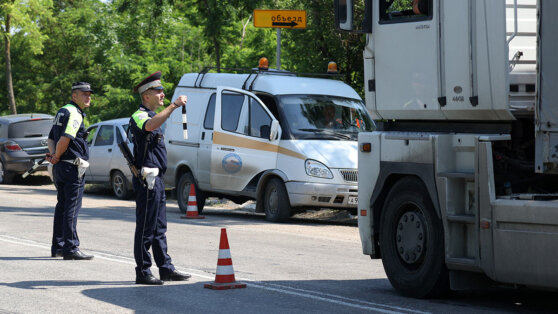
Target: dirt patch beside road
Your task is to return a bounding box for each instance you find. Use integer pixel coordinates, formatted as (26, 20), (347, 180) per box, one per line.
(205, 198), (357, 225)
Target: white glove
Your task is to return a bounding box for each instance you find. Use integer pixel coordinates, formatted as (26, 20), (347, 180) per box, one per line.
(141, 167), (159, 190)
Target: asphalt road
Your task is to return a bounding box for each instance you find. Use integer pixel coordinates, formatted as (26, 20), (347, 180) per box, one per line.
(1, 175), (557, 313)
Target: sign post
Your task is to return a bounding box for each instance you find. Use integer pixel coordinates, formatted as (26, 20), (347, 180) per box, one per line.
(276, 29), (281, 70)
(253, 9), (307, 70)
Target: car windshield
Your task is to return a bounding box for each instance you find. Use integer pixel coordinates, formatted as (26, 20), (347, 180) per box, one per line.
(277, 95), (375, 140)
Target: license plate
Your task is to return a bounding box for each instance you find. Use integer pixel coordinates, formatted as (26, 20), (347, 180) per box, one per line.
(348, 196), (358, 205)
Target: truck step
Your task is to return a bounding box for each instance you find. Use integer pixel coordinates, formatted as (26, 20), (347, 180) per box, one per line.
(437, 172), (475, 180)
(447, 214), (476, 224)
(446, 257), (479, 272)
(447, 257), (477, 267)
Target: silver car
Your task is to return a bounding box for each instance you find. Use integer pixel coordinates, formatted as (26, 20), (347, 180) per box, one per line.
(49, 117), (134, 199)
(0, 114), (53, 184)
(85, 118), (134, 199)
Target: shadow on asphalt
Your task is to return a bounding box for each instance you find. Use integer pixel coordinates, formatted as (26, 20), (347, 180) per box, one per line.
(9, 173), (53, 186)
(76, 280), (558, 313)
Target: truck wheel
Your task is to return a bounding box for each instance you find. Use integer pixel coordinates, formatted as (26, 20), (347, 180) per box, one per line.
(263, 178), (290, 222)
(177, 172), (205, 214)
(0, 160), (14, 184)
(111, 170), (132, 200)
(379, 176), (449, 298)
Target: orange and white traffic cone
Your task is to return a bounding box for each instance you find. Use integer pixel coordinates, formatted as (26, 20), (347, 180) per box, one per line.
(204, 228), (246, 290)
(181, 184), (205, 219)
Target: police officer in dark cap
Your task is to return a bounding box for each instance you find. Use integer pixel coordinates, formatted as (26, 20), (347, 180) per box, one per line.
(46, 82), (94, 260)
(129, 71), (190, 285)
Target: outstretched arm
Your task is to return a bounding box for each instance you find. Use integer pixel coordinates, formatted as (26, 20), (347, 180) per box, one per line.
(144, 95), (187, 132)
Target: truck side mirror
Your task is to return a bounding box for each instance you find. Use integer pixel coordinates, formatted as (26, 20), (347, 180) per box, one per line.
(335, 0), (373, 33)
(334, 0), (354, 31)
(269, 120), (280, 141)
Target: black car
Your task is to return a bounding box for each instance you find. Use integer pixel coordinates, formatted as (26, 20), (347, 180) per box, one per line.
(0, 113), (54, 184)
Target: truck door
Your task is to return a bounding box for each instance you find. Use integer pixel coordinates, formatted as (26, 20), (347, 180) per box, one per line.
(374, 0), (443, 119)
(210, 86), (280, 191)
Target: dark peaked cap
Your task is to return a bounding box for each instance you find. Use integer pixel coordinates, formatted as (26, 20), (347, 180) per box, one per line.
(72, 82), (94, 93)
(134, 71), (164, 94)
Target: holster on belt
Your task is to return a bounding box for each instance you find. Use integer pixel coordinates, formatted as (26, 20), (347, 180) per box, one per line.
(62, 157), (89, 179)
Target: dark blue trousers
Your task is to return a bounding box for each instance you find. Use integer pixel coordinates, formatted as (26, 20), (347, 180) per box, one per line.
(51, 162), (85, 255)
(133, 176), (175, 277)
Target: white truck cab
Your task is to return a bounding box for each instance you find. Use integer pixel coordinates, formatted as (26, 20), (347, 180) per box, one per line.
(336, 0), (558, 298)
(165, 68), (374, 222)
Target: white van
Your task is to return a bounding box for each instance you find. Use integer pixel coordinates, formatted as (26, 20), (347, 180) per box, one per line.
(165, 69), (375, 222)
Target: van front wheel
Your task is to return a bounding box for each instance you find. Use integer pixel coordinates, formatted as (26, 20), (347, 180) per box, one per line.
(177, 172), (205, 214)
(264, 178), (290, 222)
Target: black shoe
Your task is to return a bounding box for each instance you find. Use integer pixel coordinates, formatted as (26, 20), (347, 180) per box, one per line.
(136, 274), (164, 285)
(63, 250), (94, 260)
(160, 270), (191, 281)
(51, 250), (63, 257)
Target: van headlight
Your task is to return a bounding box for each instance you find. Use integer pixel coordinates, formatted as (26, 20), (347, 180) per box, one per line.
(305, 159), (333, 179)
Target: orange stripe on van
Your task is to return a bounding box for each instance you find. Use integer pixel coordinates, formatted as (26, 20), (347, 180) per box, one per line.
(213, 131), (306, 160)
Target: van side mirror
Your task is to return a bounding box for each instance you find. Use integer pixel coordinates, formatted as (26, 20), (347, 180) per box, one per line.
(334, 0), (354, 31)
(269, 120), (280, 141)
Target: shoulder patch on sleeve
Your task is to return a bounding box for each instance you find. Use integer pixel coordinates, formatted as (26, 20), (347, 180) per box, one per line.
(64, 106), (83, 138)
(132, 110), (151, 129)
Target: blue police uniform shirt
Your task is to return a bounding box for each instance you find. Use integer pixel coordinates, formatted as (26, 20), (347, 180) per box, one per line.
(48, 101), (89, 161)
(130, 105), (167, 174)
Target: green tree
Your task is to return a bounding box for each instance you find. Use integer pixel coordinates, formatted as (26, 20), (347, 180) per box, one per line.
(252, 0), (365, 95)
(20, 0), (108, 121)
(0, 0), (52, 114)
(104, 0), (212, 120)
(192, 0), (269, 72)
(0, 0), (367, 124)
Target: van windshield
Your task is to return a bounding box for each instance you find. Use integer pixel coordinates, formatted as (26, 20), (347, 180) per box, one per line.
(277, 95), (374, 140)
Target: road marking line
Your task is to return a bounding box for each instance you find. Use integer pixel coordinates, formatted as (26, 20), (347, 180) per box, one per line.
(0, 235), (428, 314)
(256, 282), (431, 314)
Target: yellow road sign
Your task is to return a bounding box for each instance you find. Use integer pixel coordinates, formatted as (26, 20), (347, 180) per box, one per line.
(253, 9), (307, 29)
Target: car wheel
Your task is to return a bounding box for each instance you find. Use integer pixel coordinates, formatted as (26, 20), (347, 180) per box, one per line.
(177, 172), (206, 214)
(263, 177), (290, 222)
(0, 160), (15, 184)
(111, 170), (132, 200)
(379, 177), (449, 298)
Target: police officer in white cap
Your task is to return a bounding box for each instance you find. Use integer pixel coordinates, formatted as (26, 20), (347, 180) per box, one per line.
(47, 82), (94, 260)
(129, 71), (190, 285)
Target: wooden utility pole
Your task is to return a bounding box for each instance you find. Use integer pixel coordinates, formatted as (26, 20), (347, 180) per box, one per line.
(3, 12), (17, 114)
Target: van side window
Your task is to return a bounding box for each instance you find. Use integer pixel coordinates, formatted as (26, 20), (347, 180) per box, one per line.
(249, 98), (272, 139)
(203, 94), (216, 130)
(221, 94), (245, 132)
(233, 96), (272, 139)
(204, 93), (246, 131)
(379, 0), (432, 24)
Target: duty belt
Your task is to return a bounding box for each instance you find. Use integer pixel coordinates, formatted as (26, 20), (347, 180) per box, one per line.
(62, 159), (80, 165)
(61, 158), (89, 178)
